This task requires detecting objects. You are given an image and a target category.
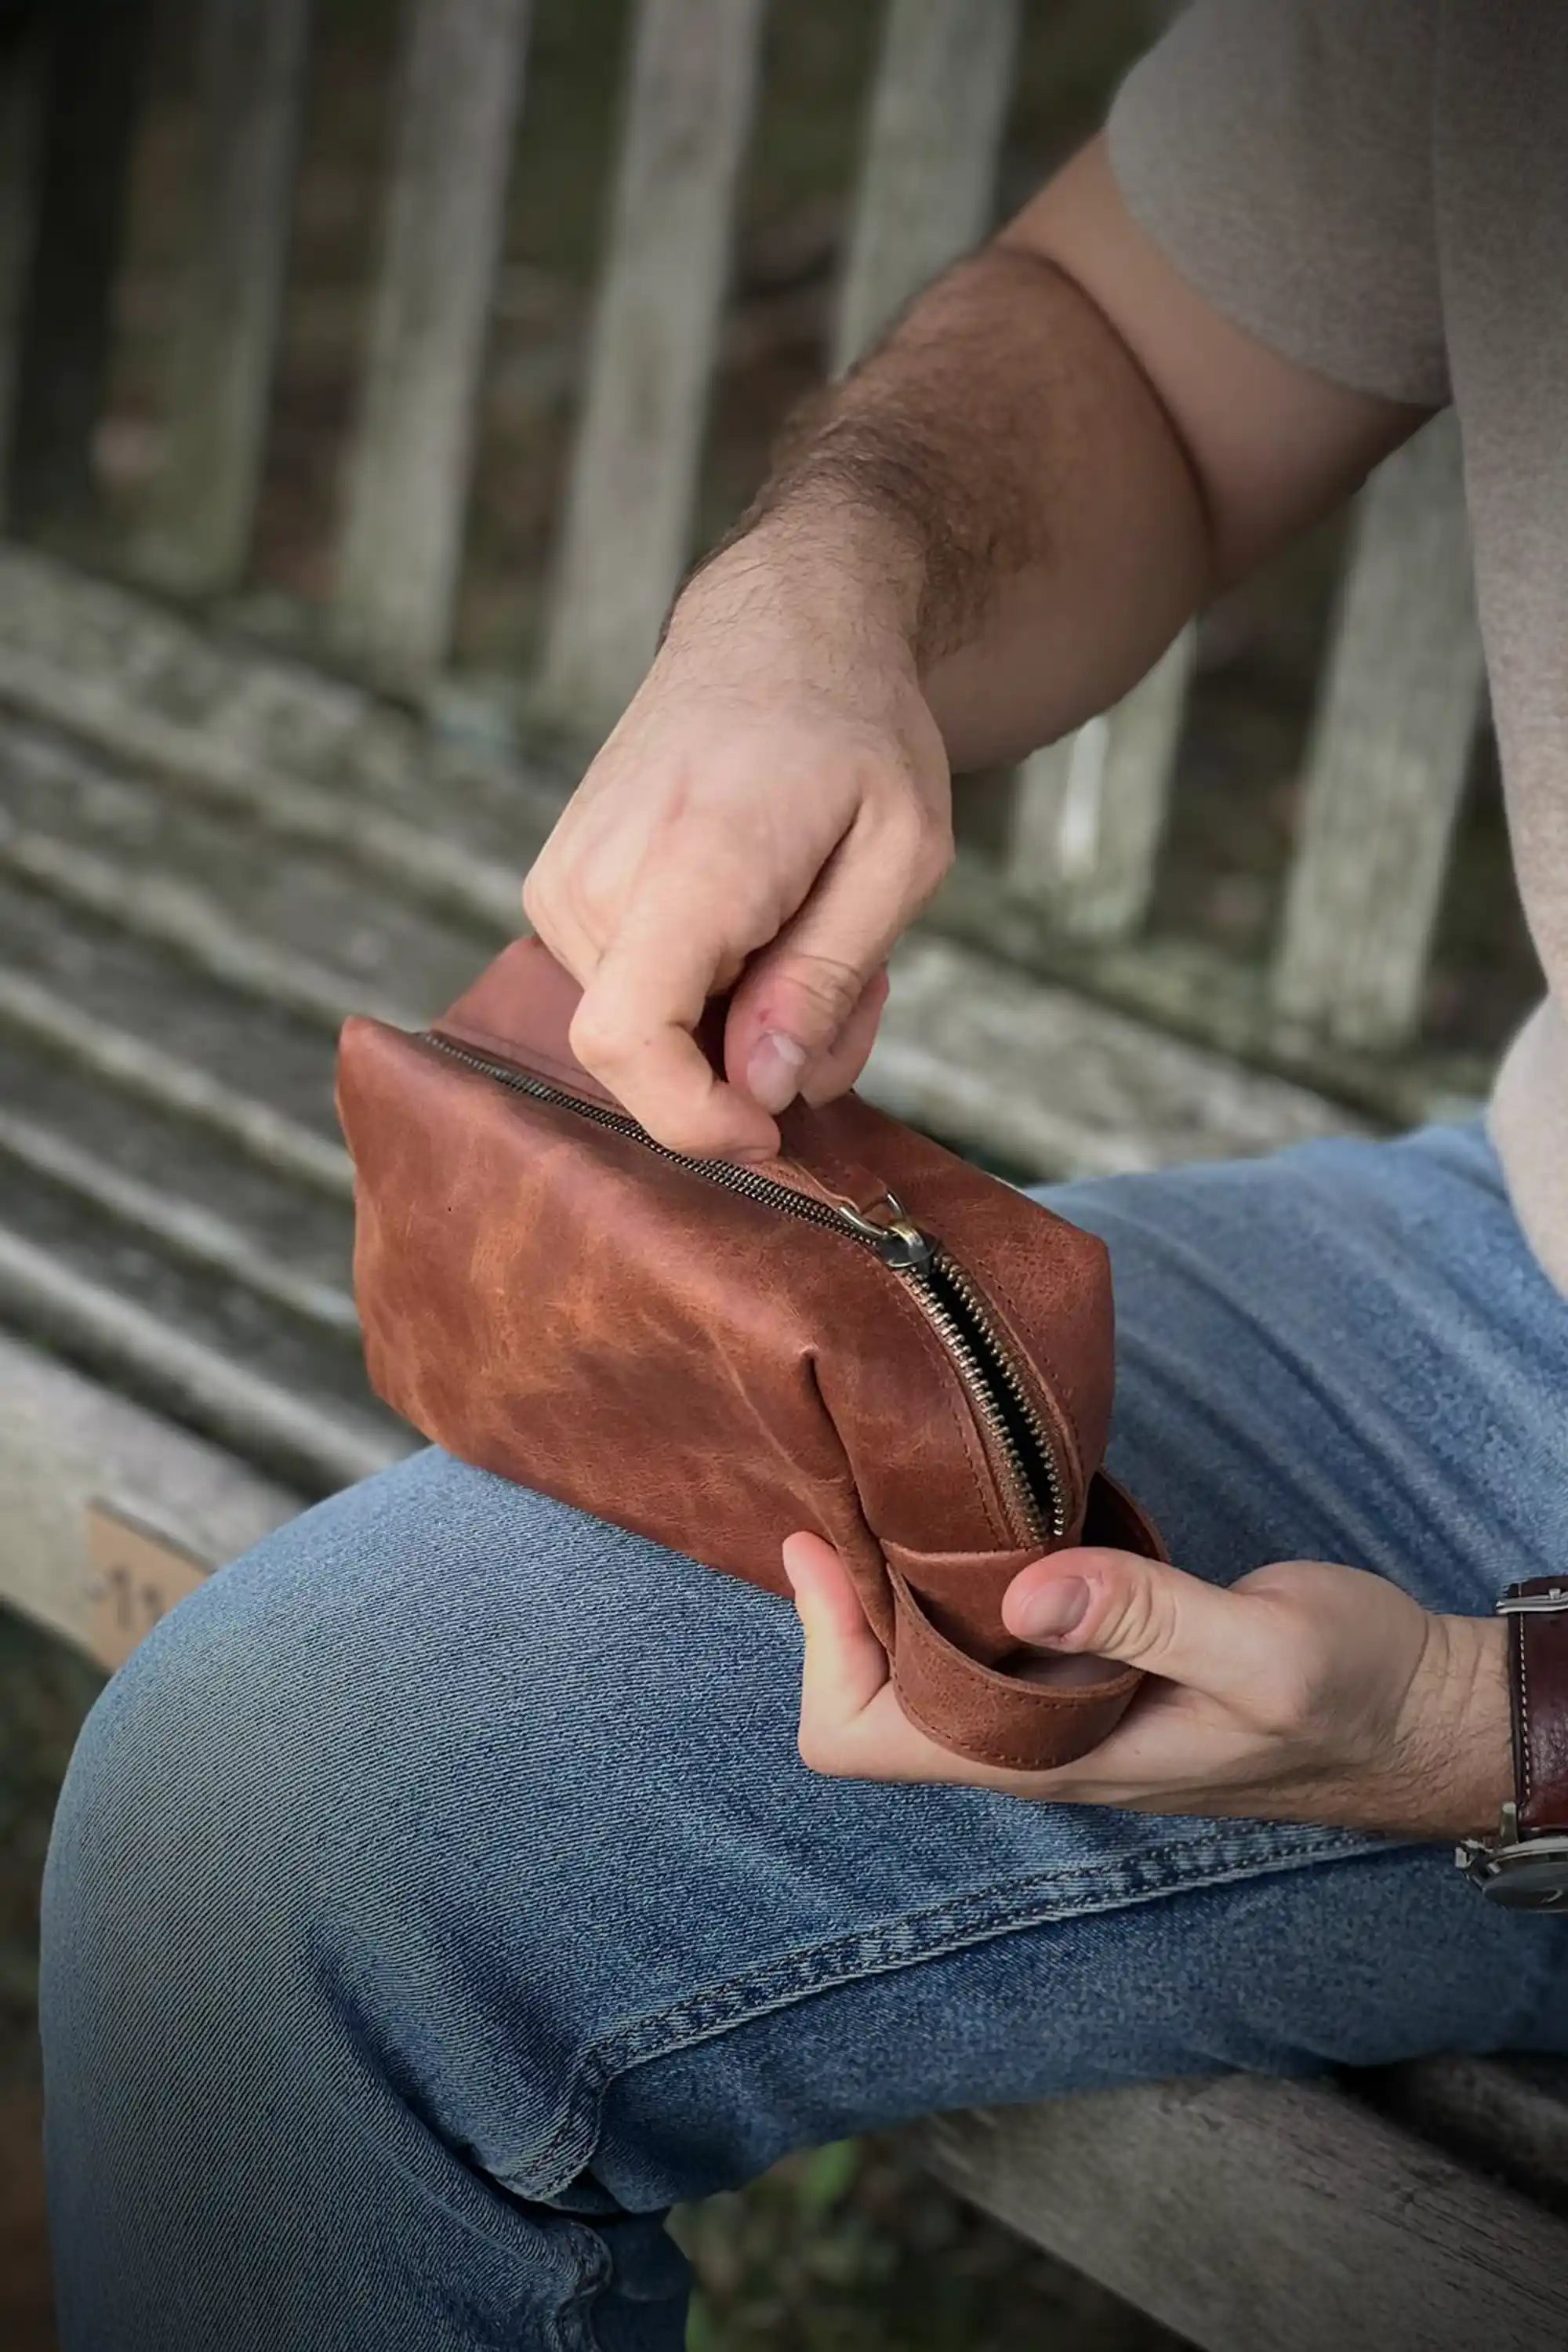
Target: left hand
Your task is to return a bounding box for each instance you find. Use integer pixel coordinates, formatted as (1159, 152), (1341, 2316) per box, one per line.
(780, 1534), (1512, 1841)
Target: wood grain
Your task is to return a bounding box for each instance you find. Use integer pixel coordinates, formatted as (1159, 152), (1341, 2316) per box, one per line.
(913, 2071), (1568, 2352)
(134, 0), (314, 594)
(1009, 629), (1194, 943)
(332, 0), (532, 673)
(832, 0), (1019, 370)
(1273, 416), (1485, 1048)
(539, 0), (766, 728)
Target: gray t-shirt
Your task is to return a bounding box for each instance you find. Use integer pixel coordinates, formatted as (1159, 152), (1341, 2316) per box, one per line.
(1109, 0), (1568, 1296)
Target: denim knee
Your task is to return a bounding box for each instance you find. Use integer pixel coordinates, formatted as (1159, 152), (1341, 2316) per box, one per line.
(44, 1523), (365, 2030)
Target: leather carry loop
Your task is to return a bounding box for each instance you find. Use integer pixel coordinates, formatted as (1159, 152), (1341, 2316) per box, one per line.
(886, 1566), (1141, 1772)
(884, 1470), (1163, 1773)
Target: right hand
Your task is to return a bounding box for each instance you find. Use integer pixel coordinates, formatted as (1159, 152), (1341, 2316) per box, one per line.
(522, 543), (953, 1160)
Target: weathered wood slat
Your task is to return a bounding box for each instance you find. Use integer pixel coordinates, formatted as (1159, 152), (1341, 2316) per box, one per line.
(0, 18), (47, 534)
(539, 0), (767, 729)
(0, 798), (1365, 1187)
(0, 1330), (299, 1656)
(1272, 414), (1485, 1047)
(0, 820), (419, 1035)
(872, 931), (1362, 1177)
(932, 848), (1490, 1134)
(840, 0), (1186, 954)
(0, 1106), (357, 1335)
(332, 0), (532, 673)
(133, 0), (314, 594)
(1007, 628), (1194, 942)
(1374, 2054), (1568, 2215)
(832, 0), (1019, 371)
(7, 0), (153, 535)
(0, 966), (352, 1196)
(913, 2072), (1568, 2352)
(0, 636), (532, 929)
(0, 1223), (402, 1495)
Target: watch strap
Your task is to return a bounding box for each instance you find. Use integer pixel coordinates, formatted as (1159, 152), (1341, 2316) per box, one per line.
(1505, 1578), (1568, 1836)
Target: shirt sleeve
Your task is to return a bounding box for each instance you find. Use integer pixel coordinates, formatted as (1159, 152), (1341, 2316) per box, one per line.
(1107, 0), (1449, 407)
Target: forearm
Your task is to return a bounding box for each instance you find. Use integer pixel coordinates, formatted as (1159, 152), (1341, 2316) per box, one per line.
(675, 241), (1212, 773)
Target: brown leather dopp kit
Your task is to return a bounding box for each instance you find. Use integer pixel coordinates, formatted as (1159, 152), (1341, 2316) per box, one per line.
(336, 938), (1167, 1771)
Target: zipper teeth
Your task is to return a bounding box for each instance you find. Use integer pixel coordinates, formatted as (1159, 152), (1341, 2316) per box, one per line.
(425, 1031), (866, 1231)
(911, 1258), (1066, 1544)
(423, 1029), (1066, 1541)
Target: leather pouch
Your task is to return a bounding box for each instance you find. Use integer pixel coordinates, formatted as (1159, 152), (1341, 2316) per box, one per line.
(336, 938), (1163, 1769)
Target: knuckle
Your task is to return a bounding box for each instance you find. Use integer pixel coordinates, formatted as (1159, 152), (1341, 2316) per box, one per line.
(922, 833), (955, 895)
(567, 1003), (630, 1072)
(519, 866), (550, 930)
(1100, 1576), (1178, 1669)
(907, 811), (954, 892)
(776, 953), (865, 1035)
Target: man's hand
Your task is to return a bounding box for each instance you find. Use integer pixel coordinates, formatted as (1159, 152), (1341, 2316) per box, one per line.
(782, 1533), (1512, 1841)
(524, 532), (952, 1160)
(522, 140), (1420, 1158)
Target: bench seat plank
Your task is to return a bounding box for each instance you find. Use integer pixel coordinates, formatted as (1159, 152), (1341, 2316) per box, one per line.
(913, 2070), (1568, 2352)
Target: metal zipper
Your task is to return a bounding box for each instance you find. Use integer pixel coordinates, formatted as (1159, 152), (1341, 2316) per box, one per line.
(423, 1029), (1068, 1544)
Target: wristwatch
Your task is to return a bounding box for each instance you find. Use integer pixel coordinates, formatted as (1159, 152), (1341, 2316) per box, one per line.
(1456, 1579), (1568, 1909)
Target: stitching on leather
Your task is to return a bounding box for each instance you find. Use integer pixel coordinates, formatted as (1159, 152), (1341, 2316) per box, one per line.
(884, 1564), (1136, 1725)
(889, 1657), (1135, 1773)
(499, 1823), (1389, 2205)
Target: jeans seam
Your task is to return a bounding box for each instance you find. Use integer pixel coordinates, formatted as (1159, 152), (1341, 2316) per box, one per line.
(552, 2222), (613, 2352)
(500, 1821), (1390, 2201)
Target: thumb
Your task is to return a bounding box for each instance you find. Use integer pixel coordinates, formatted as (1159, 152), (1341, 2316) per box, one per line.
(1002, 1546), (1269, 1699)
(726, 834), (933, 1116)
(731, 951), (883, 1116)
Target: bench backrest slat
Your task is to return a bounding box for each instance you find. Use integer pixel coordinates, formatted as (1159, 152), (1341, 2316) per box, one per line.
(539, 0), (767, 729)
(0, 8), (1508, 1076)
(0, 21), (47, 536)
(133, 0), (314, 597)
(8, 0), (151, 538)
(1007, 626), (1194, 941)
(1272, 412), (1484, 1048)
(832, 0), (1019, 372)
(331, 0), (533, 675)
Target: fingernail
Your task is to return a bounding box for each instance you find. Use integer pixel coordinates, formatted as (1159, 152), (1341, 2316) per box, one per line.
(746, 1031), (808, 1115)
(1014, 1576), (1090, 1642)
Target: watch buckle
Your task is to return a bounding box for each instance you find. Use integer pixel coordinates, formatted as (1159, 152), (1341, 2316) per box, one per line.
(1496, 1584), (1568, 1617)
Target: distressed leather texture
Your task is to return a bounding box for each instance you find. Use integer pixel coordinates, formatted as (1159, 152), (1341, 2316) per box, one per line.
(337, 938), (1165, 1769)
(1511, 1581), (1568, 1835)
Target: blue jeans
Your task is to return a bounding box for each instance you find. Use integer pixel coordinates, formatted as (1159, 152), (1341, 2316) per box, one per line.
(41, 1123), (1568, 2350)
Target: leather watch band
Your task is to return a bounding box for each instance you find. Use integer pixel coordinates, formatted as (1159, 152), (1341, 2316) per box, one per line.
(1507, 1578), (1568, 1835)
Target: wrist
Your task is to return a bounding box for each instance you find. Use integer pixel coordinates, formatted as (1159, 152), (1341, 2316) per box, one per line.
(1394, 1612), (1512, 1840)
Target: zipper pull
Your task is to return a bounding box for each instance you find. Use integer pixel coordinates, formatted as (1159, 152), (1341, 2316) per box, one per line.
(833, 1192), (936, 1273)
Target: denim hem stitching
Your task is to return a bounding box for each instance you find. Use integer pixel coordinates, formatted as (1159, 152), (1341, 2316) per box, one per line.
(502, 1821), (1391, 2201)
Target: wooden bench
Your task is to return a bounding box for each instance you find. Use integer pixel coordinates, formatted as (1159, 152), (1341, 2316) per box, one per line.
(0, 3), (1563, 2343)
